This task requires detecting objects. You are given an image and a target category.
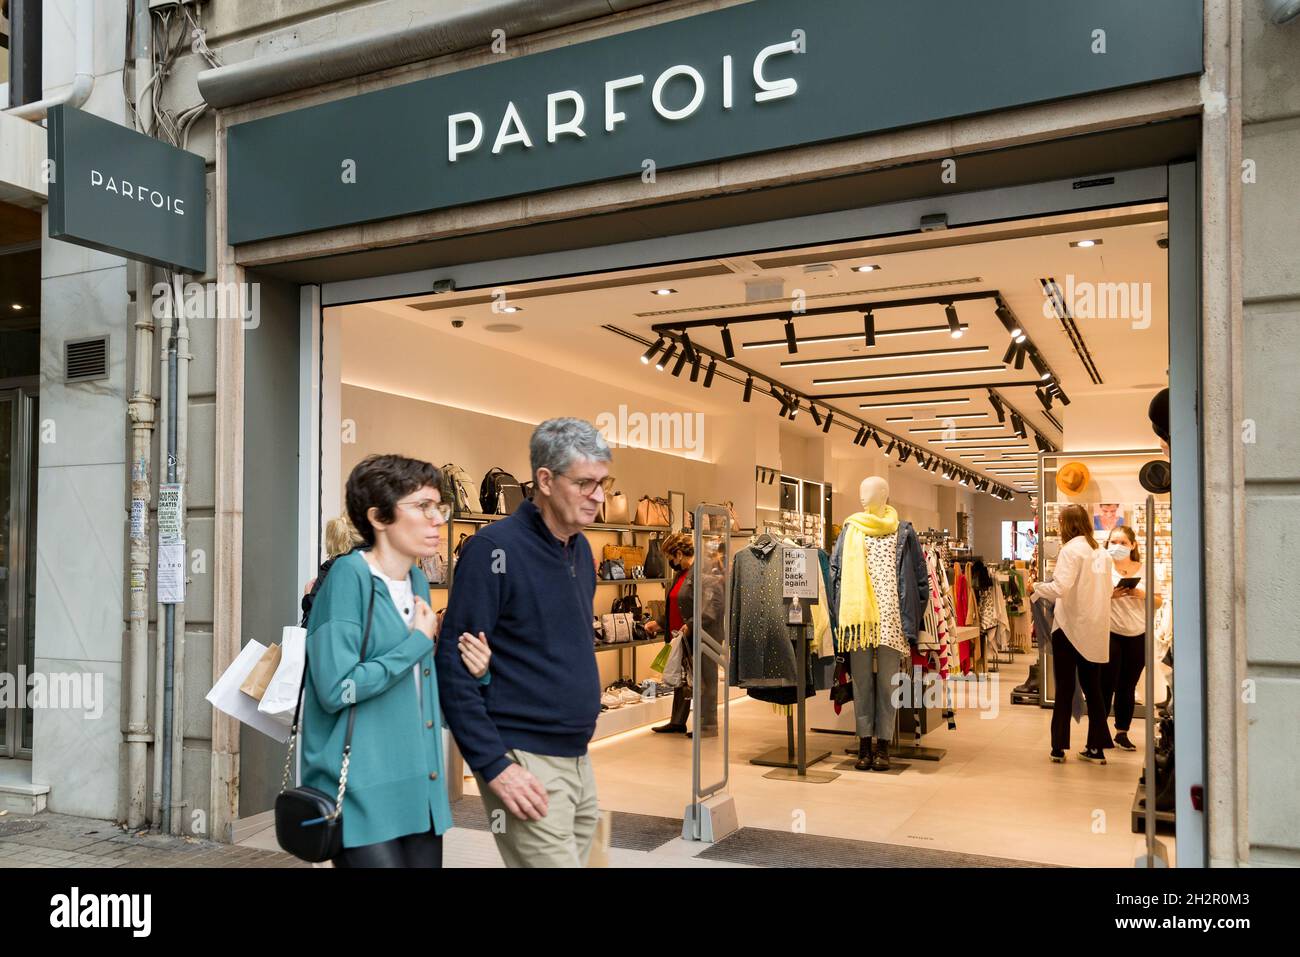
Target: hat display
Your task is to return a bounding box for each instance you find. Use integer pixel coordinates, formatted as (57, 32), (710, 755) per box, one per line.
(1055, 461), (1091, 497)
(1139, 459), (1172, 495)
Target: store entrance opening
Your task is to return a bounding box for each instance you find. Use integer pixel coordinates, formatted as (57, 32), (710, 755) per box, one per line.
(315, 193), (1180, 867)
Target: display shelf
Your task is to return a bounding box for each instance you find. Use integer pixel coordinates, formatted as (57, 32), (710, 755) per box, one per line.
(594, 694), (677, 740)
(593, 637), (663, 653)
(595, 577), (672, 586)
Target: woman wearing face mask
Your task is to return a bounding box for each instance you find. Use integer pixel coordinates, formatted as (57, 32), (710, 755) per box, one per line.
(1101, 526), (1161, 751)
(645, 533), (720, 737)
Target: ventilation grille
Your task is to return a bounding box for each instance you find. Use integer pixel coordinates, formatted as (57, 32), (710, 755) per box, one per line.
(65, 336), (109, 383)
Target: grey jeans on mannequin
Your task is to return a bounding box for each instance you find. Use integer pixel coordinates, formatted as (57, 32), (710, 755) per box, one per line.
(849, 645), (903, 738)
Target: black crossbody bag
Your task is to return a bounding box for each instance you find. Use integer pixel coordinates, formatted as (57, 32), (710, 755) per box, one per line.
(274, 579), (376, 862)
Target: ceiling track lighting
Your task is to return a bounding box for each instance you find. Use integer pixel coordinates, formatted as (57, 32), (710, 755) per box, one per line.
(721, 326), (735, 360)
(743, 376), (754, 402)
(822, 410), (834, 434)
(680, 332), (696, 364)
(854, 425), (867, 446)
(641, 337), (666, 364)
(1028, 349), (1050, 380)
(1013, 342), (1027, 371)
(1011, 413), (1026, 439)
(703, 359), (717, 388)
(871, 430), (883, 449)
(671, 348), (690, 377)
(944, 302), (962, 339)
(863, 310), (876, 347)
(1001, 341), (1017, 365)
(810, 405), (823, 427)
(784, 317), (799, 354)
(899, 447), (911, 463)
(776, 392), (790, 417)
(690, 356), (703, 383)
(787, 395), (800, 420)
(988, 390), (1007, 424)
(1036, 387), (1053, 412)
(656, 342), (678, 371)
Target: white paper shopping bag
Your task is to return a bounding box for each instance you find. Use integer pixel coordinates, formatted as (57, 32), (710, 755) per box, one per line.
(257, 626), (307, 732)
(206, 639), (291, 743)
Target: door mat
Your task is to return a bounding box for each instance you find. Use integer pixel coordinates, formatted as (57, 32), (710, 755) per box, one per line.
(695, 827), (1060, 868)
(451, 797), (683, 853)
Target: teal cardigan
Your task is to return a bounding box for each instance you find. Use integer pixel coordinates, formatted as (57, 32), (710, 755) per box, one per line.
(300, 550), (483, 848)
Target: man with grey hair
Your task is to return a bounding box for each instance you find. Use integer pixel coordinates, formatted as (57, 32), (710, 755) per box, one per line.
(437, 418), (613, 867)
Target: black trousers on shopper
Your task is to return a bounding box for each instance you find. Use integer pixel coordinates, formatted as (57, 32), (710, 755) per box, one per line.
(332, 818), (442, 868)
(669, 636), (719, 730)
(1050, 629), (1111, 753)
(1101, 631), (1146, 732)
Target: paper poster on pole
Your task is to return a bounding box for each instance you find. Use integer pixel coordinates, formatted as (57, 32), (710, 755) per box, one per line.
(158, 483), (183, 545)
(157, 543), (185, 604)
(782, 547), (819, 601)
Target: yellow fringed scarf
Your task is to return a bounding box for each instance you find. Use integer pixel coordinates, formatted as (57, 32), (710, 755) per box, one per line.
(838, 506), (899, 651)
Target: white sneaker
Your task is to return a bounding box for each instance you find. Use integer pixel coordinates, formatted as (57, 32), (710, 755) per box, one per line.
(601, 691), (623, 709)
(617, 688), (642, 705)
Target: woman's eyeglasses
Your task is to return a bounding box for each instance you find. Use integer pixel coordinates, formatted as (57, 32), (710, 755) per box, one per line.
(396, 499), (453, 522)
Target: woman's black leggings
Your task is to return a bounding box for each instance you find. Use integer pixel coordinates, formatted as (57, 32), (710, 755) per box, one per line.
(1101, 631), (1146, 732)
(333, 819), (442, 868)
(1050, 629), (1111, 753)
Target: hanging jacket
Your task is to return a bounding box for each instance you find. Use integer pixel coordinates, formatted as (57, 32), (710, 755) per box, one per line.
(828, 519), (929, 646)
(729, 535), (800, 688)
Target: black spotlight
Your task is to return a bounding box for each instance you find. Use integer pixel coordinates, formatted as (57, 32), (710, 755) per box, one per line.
(672, 348), (689, 377)
(788, 395), (800, 420)
(1011, 413), (1026, 438)
(689, 356), (702, 383)
(945, 302), (962, 339)
(854, 425), (867, 445)
(810, 405), (823, 427)
(704, 360), (717, 388)
(1028, 349), (1050, 380)
(1001, 341), (1017, 365)
(899, 446), (912, 463)
(988, 390), (1006, 423)
(863, 309), (876, 347)
(656, 342), (677, 371)
(680, 332), (696, 364)
(721, 326), (735, 359)
(885, 438), (896, 455)
(871, 430), (883, 448)
(1052, 386), (1071, 406)
(1036, 387), (1053, 412)
(776, 392), (790, 417)
(1013, 341), (1027, 370)
(823, 411), (834, 434)
(641, 337), (665, 364)
(784, 317), (799, 354)
(743, 376), (754, 402)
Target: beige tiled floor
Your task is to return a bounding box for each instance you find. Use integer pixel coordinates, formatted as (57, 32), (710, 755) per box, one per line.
(560, 654), (1172, 867)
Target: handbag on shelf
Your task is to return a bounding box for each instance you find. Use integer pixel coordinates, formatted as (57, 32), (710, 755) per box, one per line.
(643, 535), (666, 579)
(419, 550), (448, 585)
(479, 467), (525, 515)
(599, 491), (630, 525)
(274, 579), (376, 863)
(454, 533), (474, 560)
(602, 543), (645, 568)
(724, 500), (742, 532)
(611, 584), (644, 619)
(598, 558), (626, 581)
(439, 463), (477, 515)
(633, 495), (672, 527)
(599, 612), (636, 645)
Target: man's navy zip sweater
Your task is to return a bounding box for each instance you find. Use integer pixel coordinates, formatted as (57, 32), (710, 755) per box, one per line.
(436, 498), (601, 783)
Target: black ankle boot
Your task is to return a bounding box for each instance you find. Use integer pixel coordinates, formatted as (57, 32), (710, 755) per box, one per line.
(854, 737), (874, 771)
(872, 739), (891, 771)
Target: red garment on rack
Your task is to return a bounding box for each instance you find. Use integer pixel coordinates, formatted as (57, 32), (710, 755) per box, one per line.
(955, 568), (969, 626)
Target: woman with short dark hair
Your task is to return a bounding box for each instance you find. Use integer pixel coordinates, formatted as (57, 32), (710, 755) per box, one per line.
(298, 453), (490, 867)
(1029, 504), (1114, 764)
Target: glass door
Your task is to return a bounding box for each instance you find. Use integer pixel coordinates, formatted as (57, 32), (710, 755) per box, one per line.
(1, 387), (37, 758)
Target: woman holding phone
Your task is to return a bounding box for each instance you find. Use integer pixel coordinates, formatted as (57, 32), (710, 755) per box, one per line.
(300, 454), (491, 867)
(1027, 504), (1114, 764)
(1102, 525), (1161, 751)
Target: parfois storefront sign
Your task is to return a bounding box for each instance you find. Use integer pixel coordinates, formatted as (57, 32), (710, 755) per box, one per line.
(48, 105), (207, 272)
(226, 0), (1202, 246)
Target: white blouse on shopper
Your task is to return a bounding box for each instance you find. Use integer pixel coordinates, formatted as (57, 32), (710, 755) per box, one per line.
(1033, 536), (1114, 663)
(1110, 566), (1146, 637)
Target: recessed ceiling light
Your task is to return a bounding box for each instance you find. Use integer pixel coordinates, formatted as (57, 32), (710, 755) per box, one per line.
(909, 425), (1007, 434)
(9, 304), (22, 311)
(484, 323), (523, 333)
(853, 264), (882, 273)
(652, 288), (677, 296)
(780, 345), (988, 368)
(500, 305), (523, 313)
(1070, 239), (1103, 248)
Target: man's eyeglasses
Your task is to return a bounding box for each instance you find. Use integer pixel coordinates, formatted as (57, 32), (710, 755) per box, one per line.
(396, 498), (453, 522)
(558, 473), (616, 497)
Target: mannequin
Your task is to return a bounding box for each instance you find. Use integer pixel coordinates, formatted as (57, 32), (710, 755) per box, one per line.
(829, 476), (929, 771)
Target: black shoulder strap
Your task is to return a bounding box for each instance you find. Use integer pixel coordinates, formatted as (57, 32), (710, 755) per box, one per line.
(292, 573), (377, 743)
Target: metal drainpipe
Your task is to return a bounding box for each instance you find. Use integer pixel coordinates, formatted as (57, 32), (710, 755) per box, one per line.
(126, 262), (155, 829)
(161, 313), (178, 835)
(151, 292), (174, 829)
(3, 0), (95, 121)
(170, 282), (191, 836)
